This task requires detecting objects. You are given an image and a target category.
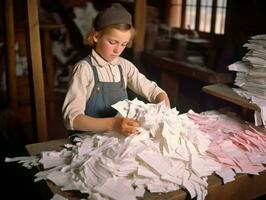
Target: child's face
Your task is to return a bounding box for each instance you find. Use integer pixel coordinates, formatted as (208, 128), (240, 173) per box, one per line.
(94, 28), (132, 62)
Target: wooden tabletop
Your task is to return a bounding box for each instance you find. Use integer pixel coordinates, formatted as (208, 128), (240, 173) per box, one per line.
(202, 83), (260, 111)
(26, 138), (266, 200)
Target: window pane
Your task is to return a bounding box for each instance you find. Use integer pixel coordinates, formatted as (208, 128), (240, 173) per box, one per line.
(202, 0), (213, 6)
(199, 7), (206, 31)
(223, 0), (227, 7)
(199, 5), (212, 32)
(217, 0), (226, 7)
(207, 0), (213, 6)
(187, 0), (197, 6)
(205, 7), (212, 32)
(191, 0), (197, 5)
(185, 1), (196, 29)
(215, 0), (227, 34)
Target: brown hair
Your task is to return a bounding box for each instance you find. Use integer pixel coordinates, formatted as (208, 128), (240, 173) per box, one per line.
(85, 24), (135, 48)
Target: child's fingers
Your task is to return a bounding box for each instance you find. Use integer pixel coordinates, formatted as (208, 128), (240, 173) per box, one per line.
(125, 119), (140, 127)
(121, 118), (140, 136)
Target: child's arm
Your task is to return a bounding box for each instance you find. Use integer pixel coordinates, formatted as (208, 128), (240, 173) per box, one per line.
(155, 92), (171, 108)
(73, 114), (140, 136)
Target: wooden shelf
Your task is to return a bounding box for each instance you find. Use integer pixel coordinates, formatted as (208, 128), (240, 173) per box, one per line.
(141, 52), (233, 84)
(202, 83), (260, 111)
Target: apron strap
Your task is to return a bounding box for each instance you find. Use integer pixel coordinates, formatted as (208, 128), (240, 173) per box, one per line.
(83, 56), (100, 82)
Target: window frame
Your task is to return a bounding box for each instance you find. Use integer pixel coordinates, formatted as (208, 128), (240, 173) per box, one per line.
(169, 0), (227, 35)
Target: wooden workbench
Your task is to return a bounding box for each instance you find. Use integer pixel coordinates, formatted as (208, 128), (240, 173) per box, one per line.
(202, 83), (260, 111)
(26, 138), (266, 200)
(202, 83), (261, 121)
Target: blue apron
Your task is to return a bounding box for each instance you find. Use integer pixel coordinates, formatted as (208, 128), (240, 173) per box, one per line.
(68, 56), (128, 136)
(84, 56), (128, 117)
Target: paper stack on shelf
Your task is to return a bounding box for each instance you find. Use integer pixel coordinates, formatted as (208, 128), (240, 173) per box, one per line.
(228, 34), (266, 127)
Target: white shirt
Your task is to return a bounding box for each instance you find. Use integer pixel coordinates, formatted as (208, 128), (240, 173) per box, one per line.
(62, 50), (166, 130)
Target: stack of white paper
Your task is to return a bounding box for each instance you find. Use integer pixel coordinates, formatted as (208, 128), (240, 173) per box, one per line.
(228, 34), (266, 126)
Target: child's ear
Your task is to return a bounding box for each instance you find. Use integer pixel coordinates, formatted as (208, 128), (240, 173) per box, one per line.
(92, 32), (100, 43)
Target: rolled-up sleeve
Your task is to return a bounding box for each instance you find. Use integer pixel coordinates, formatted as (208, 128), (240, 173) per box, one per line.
(62, 61), (94, 130)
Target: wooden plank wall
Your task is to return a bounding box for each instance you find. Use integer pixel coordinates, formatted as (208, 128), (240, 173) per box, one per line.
(24, 0), (48, 141)
(133, 0), (147, 65)
(5, 0), (17, 111)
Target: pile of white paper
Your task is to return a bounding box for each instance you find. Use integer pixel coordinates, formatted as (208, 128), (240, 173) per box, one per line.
(228, 34), (266, 126)
(5, 99), (266, 200)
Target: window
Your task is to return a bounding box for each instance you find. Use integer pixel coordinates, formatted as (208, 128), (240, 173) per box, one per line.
(199, 0), (213, 32)
(185, 0), (197, 30)
(168, 0), (227, 34)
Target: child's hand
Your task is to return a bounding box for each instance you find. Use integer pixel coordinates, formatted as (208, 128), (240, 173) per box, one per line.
(113, 117), (140, 136)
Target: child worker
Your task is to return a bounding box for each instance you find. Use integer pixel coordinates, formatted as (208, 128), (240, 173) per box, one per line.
(62, 3), (170, 137)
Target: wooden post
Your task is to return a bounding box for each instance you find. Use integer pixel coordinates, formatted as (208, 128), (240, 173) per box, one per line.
(5, 0), (18, 111)
(24, 0), (48, 141)
(40, 24), (64, 121)
(41, 26), (55, 120)
(133, 0), (147, 66)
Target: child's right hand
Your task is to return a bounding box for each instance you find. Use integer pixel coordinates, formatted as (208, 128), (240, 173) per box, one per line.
(113, 117), (140, 136)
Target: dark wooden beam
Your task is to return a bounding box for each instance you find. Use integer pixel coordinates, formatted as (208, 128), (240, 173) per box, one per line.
(25, 0), (48, 142)
(5, 0), (18, 111)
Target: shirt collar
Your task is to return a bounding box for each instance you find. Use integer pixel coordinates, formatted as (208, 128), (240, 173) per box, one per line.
(91, 49), (121, 67)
